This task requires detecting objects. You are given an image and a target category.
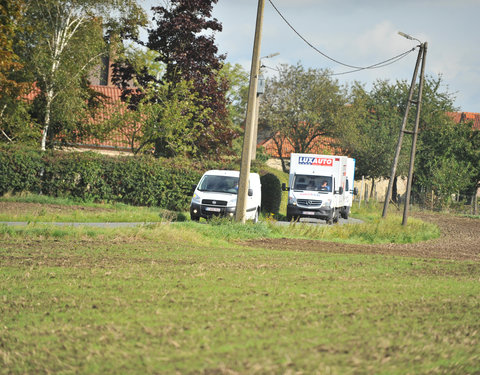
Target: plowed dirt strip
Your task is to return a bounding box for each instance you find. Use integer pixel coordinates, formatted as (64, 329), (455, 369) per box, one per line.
(242, 212), (480, 261)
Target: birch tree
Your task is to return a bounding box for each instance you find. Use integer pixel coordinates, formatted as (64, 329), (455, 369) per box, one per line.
(17, 0), (146, 150)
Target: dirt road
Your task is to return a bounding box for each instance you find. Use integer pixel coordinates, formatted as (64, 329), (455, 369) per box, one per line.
(245, 212), (480, 261)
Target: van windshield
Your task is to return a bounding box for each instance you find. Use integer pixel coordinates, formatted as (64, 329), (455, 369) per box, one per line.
(294, 175), (332, 192)
(198, 175), (239, 194)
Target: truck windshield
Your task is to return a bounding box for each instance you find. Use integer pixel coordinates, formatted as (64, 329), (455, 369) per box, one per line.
(198, 175), (239, 194)
(294, 175), (332, 192)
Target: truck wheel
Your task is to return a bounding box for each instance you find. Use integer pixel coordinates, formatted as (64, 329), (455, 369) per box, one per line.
(333, 209), (340, 223)
(341, 207), (350, 220)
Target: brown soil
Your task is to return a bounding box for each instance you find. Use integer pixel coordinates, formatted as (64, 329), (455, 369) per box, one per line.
(243, 212), (480, 262)
(0, 201), (113, 215)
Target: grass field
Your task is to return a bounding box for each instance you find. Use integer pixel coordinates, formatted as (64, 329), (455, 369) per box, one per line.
(1, 196), (479, 374)
(0, 193), (186, 223)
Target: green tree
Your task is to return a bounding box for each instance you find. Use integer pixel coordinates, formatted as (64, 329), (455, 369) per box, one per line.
(0, 0), (34, 144)
(336, 75), (462, 202)
(336, 80), (410, 196)
(114, 0), (237, 158)
(107, 79), (210, 156)
(0, 0), (25, 99)
(15, 0), (146, 150)
(260, 63), (346, 172)
(415, 113), (480, 208)
(218, 62), (249, 128)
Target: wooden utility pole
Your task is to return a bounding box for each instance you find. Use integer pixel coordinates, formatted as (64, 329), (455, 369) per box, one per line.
(382, 38), (427, 226)
(236, 0), (265, 223)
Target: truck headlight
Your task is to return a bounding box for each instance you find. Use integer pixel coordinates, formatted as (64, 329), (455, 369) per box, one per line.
(191, 193), (201, 204)
(228, 197), (237, 206)
(288, 195), (297, 206)
(323, 199), (331, 207)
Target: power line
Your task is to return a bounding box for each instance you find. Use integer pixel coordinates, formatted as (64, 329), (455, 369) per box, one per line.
(330, 48), (417, 76)
(263, 47), (415, 77)
(267, 0), (417, 74)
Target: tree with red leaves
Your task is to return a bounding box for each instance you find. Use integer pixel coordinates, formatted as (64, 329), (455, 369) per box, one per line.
(146, 0), (237, 157)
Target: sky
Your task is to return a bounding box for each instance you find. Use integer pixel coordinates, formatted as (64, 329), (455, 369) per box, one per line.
(142, 0), (480, 112)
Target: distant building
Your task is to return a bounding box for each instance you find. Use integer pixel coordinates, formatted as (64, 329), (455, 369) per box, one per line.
(447, 112), (480, 131)
(260, 112), (480, 160)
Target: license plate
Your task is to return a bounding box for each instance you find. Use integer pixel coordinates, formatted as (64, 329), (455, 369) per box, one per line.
(206, 207), (221, 212)
(302, 211), (315, 215)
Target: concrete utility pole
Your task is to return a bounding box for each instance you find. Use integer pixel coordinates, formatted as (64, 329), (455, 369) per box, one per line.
(235, 0), (265, 223)
(382, 32), (427, 226)
(403, 42), (427, 226)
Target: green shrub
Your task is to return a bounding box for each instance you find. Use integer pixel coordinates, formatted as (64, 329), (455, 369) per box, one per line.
(0, 147), (206, 211)
(41, 152), (111, 201)
(0, 145), (44, 195)
(260, 173), (282, 214)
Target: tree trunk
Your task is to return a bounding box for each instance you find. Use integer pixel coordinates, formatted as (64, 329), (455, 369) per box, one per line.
(392, 175), (398, 203)
(272, 136), (288, 173)
(41, 89), (54, 151)
(280, 156), (288, 174)
(474, 184), (479, 216)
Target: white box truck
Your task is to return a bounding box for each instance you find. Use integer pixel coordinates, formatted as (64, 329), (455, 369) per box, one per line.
(190, 170), (261, 222)
(283, 153), (357, 224)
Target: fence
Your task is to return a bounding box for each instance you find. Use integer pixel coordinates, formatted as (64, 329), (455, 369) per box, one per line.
(354, 176), (479, 216)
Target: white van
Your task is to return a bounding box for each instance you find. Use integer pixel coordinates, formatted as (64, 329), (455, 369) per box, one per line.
(190, 170), (262, 222)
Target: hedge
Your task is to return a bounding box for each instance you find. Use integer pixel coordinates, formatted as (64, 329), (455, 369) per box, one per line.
(0, 146), (204, 211)
(0, 145), (285, 212)
(260, 173), (282, 214)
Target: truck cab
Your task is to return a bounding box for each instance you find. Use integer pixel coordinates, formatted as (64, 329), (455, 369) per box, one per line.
(285, 154), (355, 224)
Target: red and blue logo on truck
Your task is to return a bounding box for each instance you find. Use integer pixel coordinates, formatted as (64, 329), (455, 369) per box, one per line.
(298, 156), (334, 166)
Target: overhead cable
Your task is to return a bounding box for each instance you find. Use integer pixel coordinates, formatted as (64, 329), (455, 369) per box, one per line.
(330, 48), (416, 76)
(267, 0), (417, 73)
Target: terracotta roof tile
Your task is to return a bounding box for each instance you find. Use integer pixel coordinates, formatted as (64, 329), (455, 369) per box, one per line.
(260, 132), (343, 158)
(447, 111), (480, 131)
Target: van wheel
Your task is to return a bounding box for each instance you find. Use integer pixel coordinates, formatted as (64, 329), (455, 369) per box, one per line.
(253, 208), (259, 223)
(191, 216), (200, 222)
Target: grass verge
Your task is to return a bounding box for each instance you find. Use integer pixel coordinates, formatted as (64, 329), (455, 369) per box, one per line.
(0, 193), (186, 223)
(1, 194), (440, 245)
(0, 212), (439, 245)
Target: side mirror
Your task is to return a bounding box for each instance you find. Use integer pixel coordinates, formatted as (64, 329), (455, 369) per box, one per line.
(248, 188), (253, 197)
(282, 183), (287, 191)
(338, 186), (344, 194)
(190, 184), (197, 195)
(353, 187), (358, 196)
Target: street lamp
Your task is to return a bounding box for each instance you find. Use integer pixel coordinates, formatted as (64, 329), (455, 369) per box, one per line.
(251, 52), (279, 160)
(398, 31), (421, 44)
(382, 31), (427, 226)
